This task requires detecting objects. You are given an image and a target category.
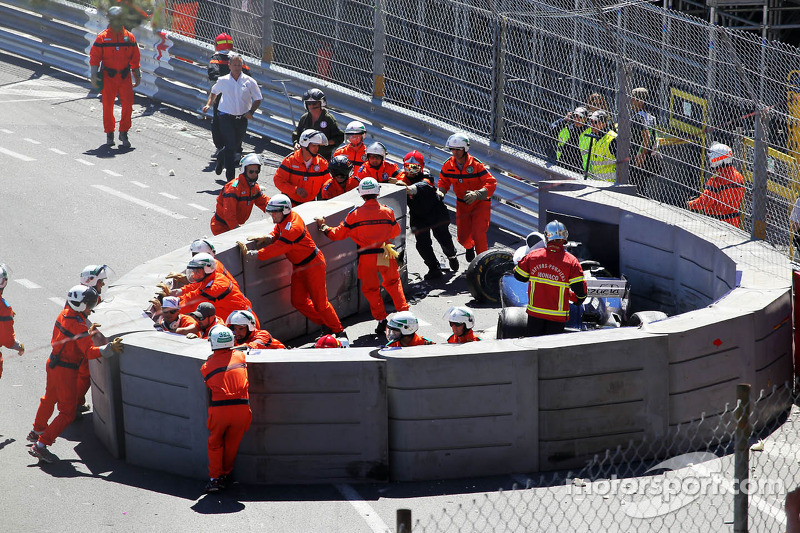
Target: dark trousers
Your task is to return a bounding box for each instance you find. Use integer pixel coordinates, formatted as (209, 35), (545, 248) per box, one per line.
(218, 113), (248, 179)
(526, 315), (565, 337)
(414, 220), (457, 270)
(211, 101), (223, 150)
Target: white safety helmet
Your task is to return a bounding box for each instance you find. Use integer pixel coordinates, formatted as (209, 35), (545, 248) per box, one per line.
(444, 306), (475, 330)
(545, 220), (569, 243)
(357, 177), (381, 197)
(345, 120), (367, 136)
(190, 238), (216, 256)
(708, 142), (733, 169)
(239, 153), (262, 182)
(208, 325), (235, 350)
(226, 310), (257, 332)
(445, 133), (470, 152)
(186, 252), (216, 282)
(0, 263), (8, 289)
(67, 285), (99, 313)
(513, 232), (546, 264)
(365, 142), (386, 159)
(299, 129), (328, 148)
(266, 194), (292, 215)
(80, 265), (110, 288)
(387, 311), (419, 336)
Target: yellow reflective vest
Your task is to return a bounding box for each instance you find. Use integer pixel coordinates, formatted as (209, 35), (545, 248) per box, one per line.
(589, 129), (617, 182)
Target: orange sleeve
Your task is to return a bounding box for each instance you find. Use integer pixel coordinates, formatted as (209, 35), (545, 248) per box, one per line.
(214, 183), (237, 229)
(89, 33), (104, 67)
(129, 32), (141, 69)
(477, 161), (497, 196)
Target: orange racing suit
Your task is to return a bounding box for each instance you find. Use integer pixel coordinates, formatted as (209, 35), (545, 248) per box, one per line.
(438, 154), (497, 254)
(333, 142), (367, 169)
(355, 160), (400, 183)
(686, 165), (745, 228)
(273, 150), (330, 204)
(324, 199), (409, 321)
(211, 175), (270, 235)
(89, 27), (140, 134)
(447, 330), (481, 344)
(201, 347), (252, 479)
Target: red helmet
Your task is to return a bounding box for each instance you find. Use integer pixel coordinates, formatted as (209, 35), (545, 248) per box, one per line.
(314, 335), (342, 348)
(403, 150), (425, 174)
(215, 33), (233, 51)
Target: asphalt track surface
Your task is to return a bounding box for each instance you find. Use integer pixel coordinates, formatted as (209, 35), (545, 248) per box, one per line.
(0, 51), (793, 532)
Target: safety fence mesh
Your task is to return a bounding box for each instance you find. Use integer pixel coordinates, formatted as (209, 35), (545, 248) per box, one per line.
(85, 0), (800, 264)
(405, 382), (800, 532)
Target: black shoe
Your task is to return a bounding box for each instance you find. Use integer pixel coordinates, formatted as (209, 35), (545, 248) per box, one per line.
(424, 268), (443, 280)
(205, 478), (222, 494)
(119, 131), (131, 148)
(215, 157), (224, 176)
(337, 330), (348, 341)
(376, 319), (387, 335)
(448, 256), (459, 271)
(465, 248), (476, 262)
(106, 132), (115, 146)
(218, 473), (230, 489)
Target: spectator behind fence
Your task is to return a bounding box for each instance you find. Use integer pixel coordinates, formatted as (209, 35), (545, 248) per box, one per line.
(791, 196), (800, 259)
(630, 87), (662, 197)
(586, 92), (609, 114)
(586, 110), (617, 182)
(547, 106), (590, 173)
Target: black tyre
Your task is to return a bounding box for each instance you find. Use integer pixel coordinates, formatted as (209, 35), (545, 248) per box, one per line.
(465, 247), (514, 304)
(496, 307), (529, 339)
(627, 311), (668, 327)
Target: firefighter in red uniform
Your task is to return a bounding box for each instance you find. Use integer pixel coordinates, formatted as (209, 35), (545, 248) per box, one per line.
(166, 253), (258, 330)
(274, 129), (331, 205)
(513, 220), (587, 337)
(226, 310), (286, 350)
(321, 155), (359, 200)
(210, 154), (270, 235)
(239, 194), (345, 336)
(201, 325), (252, 493)
(28, 286), (124, 463)
(687, 142), (746, 228)
(354, 142), (400, 183)
(75, 264), (112, 414)
(437, 133), (497, 261)
(444, 306), (481, 344)
(333, 121), (368, 169)
(316, 178), (409, 335)
(383, 311), (434, 347)
(89, 6), (141, 148)
(0, 264), (25, 379)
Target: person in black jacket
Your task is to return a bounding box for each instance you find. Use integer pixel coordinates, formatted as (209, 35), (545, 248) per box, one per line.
(290, 88), (344, 161)
(207, 33), (250, 159)
(398, 150), (458, 280)
(546, 106), (588, 173)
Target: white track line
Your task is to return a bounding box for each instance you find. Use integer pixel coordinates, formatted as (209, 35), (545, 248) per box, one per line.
(75, 158), (94, 166)
(48, 297), (66, 307)
(130, 181), (149, 188)
(49, 148), (66, 155)
(334, 484), (390, 533)
(159, 192), (179, 199)
(187, 203), (209, 211)
(0, 128), (12, 133)
(23, 138), (40, 144)
(102, 169), (122, 177)
(92, 184), (187, 219)
(14, 278), (41, 289)
(0, 146), (35, 161)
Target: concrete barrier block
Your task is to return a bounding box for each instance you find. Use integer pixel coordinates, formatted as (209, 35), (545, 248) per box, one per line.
(235, 349), (388, 484)
(382, 341), (538, 480)
(90, 354), (124, 459)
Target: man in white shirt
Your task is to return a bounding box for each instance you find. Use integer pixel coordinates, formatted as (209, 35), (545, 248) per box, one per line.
(203, 53), (263, 180)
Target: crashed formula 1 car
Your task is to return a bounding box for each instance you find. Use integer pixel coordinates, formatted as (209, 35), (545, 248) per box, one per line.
(464, 232), (667, 338)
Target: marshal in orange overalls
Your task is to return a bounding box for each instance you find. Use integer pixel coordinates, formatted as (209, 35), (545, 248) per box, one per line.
(89, 26), (141, 135)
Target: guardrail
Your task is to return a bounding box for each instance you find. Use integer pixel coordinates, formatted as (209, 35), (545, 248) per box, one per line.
(0, 0), (587, 240)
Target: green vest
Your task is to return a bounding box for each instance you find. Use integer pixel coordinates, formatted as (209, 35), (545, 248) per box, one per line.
(589, 130), (617, 182)
(578, 127), (592, 171)
(555, 126), (570, 161)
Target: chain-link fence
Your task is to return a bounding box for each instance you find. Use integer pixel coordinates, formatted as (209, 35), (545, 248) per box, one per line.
(144, 0), (800, 266)
(397, 381), (800, 532)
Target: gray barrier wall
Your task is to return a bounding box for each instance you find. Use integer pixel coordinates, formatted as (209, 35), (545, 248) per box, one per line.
(90, 178), (793, 483)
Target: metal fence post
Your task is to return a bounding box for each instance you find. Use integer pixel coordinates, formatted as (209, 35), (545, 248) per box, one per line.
(752, 108), (769, 240)
(491, 16), (507, 145)
(373, 0), (387, 99)
(262, 0), (275, 63)
(734, 383), (751, 533)
(397, 508), (412, 532)
(616, 62), (632, 186)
